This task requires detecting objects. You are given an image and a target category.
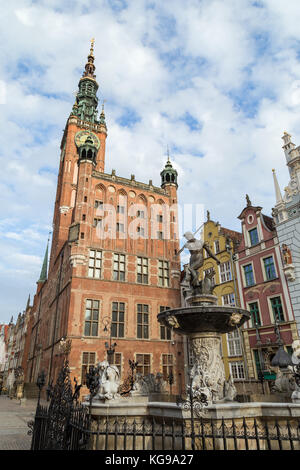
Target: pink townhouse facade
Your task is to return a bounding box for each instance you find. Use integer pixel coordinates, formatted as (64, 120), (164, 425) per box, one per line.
(235, 196), (298, 382)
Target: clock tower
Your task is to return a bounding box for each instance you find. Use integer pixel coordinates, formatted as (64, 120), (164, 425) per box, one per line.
(49, 41), (107, 270)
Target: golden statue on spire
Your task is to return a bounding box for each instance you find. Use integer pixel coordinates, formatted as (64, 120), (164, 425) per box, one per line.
(90, 38), (95, 56)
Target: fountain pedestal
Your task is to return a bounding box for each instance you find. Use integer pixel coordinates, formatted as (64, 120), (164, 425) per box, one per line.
(158, 293), (250, 405)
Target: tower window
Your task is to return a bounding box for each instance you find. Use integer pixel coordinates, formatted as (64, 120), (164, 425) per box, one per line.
(88, 250), (102, 278)
(137, 304), (149, 339)
(111, 302), (125, 338)
(162, 354), (174, 381)
(158, 260), (169, 287)
(113, 253), (125, 281)
(84, 299), (100, 336)
(136, 354), (151, 375)
(81, 352), (96, 385)
(159, 306), (171, 340)
(137, 257), (148, 284)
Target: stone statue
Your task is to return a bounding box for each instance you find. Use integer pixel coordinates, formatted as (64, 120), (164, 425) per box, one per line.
(181, 232), (220, 294)
(95, 360), (120, 400)
(282, 244), (293, 265)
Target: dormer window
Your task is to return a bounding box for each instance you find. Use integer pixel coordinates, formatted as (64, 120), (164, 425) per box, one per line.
(249, 227), (259, 246)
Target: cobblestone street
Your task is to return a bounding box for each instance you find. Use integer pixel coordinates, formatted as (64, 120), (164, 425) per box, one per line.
(0, 395), (38, 450)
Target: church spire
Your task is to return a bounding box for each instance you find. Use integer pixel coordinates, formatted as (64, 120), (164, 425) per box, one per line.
(37, 236), (50, 284)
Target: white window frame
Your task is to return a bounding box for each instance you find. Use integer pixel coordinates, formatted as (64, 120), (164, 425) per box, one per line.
(241, 261), (256, 288)
(229, 361), (245, 380)
(219, 261), (232, 283)
(248, 226), (259, 247)
(222, 293), (235, 306)
(227, 330), (242, 357)
(260, 254), (277, 282)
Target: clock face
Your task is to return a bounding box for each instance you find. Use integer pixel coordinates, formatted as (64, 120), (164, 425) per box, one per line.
(74, 130), (100, 149)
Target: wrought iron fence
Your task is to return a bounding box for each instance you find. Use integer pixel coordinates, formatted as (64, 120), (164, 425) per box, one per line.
(28, 350), (300, 451)
(29, 405), (300, 451)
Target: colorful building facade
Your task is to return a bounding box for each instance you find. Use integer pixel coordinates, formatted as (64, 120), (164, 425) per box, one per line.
(235, 196), (298, 383)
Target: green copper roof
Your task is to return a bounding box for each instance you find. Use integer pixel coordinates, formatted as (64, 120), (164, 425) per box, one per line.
(71, 40), (100, 124)
(38, 239), (49, 283)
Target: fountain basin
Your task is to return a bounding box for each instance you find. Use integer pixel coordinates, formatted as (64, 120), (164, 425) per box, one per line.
(157, 305), (250, 335)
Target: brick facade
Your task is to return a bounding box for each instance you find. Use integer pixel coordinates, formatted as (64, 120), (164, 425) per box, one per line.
(26, 46), (184, 395)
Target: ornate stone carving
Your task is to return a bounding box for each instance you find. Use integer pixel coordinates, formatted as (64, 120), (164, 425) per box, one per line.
(189, 335), (225, 404)
(131, 373), (167, 396)
(166, 315), (180, 329)
(228, 313), (243, 327)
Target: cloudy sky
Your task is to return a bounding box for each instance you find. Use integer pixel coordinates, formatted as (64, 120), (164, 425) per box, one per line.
(0, 0), (300, 323)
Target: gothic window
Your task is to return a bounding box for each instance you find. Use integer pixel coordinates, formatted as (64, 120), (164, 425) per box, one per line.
(214, 240), (220, 254)
(84, 299), (100, 336)
(137, 257), (148, 284)
(159, 306), (171, 340)
(113, 253), (125, 281)
(111, 302), (125, 338)
(158, 260), (170, 287)
(81, 352), (96, 384)
(136, 354), (151, 375)
(137, 304), (149, 339)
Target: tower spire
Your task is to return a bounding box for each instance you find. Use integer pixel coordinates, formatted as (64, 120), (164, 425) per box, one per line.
(272, 168), (283, 204)
(37, 234), (50, 283)
(82, 38), (97, 80)
(71, 40), (99, 124)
